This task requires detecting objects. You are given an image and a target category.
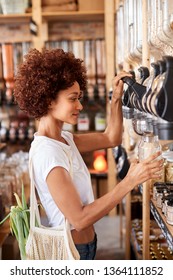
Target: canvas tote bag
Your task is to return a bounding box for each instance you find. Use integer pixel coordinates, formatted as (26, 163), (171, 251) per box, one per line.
(25, 151), (80, 260)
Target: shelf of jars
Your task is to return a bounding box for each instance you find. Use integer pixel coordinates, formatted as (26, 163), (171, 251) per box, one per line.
(125, 183), (173, 259)
(0, 146), (30, 235)
(150, 198), (173, 251)
(138, 182), (173, 252)
(130, 218), (173, 260)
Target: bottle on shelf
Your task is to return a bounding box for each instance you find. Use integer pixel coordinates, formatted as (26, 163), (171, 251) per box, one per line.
(1, 43), (14, 106)
(27, 120), (36, 141)
(8, 120), (18, 144)
(18, 121), (27, 144)
(0, 118), (9, 142)
(77, 112), (90, 132)
(95, 112), (106, 131)
(85, 84), (106, 131)
(97, 83), (106, 107)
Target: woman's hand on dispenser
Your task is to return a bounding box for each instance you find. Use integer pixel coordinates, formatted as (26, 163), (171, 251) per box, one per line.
(112, 71), (132, 100)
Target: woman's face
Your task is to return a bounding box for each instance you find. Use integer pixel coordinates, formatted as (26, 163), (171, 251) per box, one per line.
(49, 81), (83, 125)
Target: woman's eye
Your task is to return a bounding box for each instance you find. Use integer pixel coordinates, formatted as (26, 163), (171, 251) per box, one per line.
(70, 96), (83, 101)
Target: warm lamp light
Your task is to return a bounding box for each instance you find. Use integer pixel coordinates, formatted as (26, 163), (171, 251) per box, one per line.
(93, 155), (107, 172)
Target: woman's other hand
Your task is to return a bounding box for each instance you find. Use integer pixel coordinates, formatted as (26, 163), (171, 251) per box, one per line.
(125, 151), (164, 188)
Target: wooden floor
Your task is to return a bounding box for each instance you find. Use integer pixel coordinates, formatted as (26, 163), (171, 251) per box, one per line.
(95, 215), (125, 260)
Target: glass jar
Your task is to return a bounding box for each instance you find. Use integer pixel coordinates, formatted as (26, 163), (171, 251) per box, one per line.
(138, 134), (162, 161)
(163, 194), (173, 217)
(165, 157), (173, 183)
(153, 182), (166, 200)
(166, 198), (173, 225)
(138, 134), (164, 183)
(156, 189), (164, 208)
(162, 195), (167, 215)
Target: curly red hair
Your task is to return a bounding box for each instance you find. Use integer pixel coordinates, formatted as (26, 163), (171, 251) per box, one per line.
(14, 48), (87, 119)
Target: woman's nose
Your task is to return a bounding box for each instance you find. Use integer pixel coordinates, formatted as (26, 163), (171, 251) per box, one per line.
(76, 100), (83, 110)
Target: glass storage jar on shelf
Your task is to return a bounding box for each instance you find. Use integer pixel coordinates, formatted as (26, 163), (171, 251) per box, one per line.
(147, 0), (164, 58)
(163, 0), (173, 37)
(132, 0), (142, 60)
(165, 157), (173, 184)
(157, 0), (173, 49)
(116, 1), (124, 66)
(123, 0), (129, 62)
(166, 198), (173, 225)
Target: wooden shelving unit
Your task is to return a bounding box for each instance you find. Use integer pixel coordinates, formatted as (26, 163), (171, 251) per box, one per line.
(0, 13), (32, 23)
(42, 10), (104, 22)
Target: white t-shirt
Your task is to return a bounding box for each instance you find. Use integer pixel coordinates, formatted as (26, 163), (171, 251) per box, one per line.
(29, 131), (94, 228)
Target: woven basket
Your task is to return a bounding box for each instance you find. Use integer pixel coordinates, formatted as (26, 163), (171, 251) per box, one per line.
(1, 0), (28, 14)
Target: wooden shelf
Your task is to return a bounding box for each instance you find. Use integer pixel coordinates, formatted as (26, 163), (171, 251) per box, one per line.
(42, 10), (104, 22)
(0, 13), (32, 23)
(0, 143), (7, 151)
(0, 223), (9, 249)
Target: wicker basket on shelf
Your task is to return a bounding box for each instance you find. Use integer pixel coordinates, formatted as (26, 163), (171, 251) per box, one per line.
(1, 0), (28, 14)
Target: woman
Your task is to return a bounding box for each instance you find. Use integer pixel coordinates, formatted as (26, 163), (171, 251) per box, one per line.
(14, 48), (163, 260)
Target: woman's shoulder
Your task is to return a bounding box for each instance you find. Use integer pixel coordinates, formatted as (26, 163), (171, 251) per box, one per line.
(30, 135), (69, 158)
(30, 136), (72, 173)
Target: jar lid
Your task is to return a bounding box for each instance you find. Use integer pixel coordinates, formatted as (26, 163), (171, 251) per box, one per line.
(156, 186), (166, 191)
(166, 157), (173, 162)
(154, 182), (166, 187)
(157, 189), (164, 193)
(162, 151), (173, 159)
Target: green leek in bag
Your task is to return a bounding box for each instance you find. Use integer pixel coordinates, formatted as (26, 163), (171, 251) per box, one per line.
(0, 184), (30, 260)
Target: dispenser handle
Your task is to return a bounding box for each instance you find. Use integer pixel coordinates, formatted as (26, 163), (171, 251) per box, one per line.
(121, 76), (136, 86)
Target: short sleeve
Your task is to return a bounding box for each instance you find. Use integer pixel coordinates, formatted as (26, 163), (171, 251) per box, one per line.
(32, 144), (71, 182)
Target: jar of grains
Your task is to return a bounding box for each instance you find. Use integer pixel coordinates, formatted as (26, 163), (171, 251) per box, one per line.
(165, 157), (173, 184)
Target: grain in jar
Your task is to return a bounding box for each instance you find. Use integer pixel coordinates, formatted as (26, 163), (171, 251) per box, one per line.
(165, 157), (173, 184)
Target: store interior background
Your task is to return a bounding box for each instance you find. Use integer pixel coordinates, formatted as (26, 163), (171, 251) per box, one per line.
(0, 0), (173, 260)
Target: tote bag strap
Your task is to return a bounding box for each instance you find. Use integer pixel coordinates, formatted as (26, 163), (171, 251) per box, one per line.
(29, 157), (41, 229)
(29, 145), (73, 230)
